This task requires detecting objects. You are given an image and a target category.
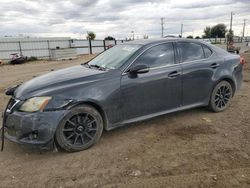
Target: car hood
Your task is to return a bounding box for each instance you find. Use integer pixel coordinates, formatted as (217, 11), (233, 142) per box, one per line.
(14, 65), (107, 100)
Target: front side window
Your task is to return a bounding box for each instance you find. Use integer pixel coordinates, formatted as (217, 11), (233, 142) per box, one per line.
(177, 42), (204, 62)
(134, 43), (175, 68)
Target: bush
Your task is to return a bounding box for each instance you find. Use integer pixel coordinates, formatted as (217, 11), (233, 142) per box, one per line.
(27, 56), (38, 61)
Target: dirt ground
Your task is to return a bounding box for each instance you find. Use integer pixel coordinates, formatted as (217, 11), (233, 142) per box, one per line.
(0, 53), (249, 188)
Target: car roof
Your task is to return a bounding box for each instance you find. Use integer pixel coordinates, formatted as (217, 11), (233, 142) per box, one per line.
(125, 38), (230, 56)
(126, 38), (209, 46)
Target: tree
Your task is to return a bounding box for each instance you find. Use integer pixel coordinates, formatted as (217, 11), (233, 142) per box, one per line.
(195, 36), (201, 39)
(187, 35), (193, 39)
(203, 26), (211, 38)
(210, 24), (227, 38)
(143, 35), (149, 39)
(104, 36), (115, 40)
(227, 29), (234, 43)
(86, 31), (96, 40)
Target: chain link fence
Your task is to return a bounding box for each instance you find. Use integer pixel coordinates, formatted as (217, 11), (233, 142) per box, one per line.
(0, 38), (125, 60)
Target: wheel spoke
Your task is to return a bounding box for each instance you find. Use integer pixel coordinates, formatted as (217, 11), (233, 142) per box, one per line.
(221, 99), (226, 106)
(218, 100), (222, 108)
(67, 120), (77, 127)
(224, 87), (230, 93)
(218, 88), (222, 95)
(73, 135), (79, 145)
(83, 114), (89, 123)
(85, 132), (93, 140)
(77, 115), (82, 124)
(87, 120), (96, 126)
(66, 133), (75, 140)
(63, 128), (74, 132)
(88, 127), (97, 132)
(216, 93), (221, 97)
(80, 134), (85, 144)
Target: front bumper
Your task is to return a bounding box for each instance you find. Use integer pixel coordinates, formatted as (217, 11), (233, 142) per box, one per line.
(3, 108), (67, 150)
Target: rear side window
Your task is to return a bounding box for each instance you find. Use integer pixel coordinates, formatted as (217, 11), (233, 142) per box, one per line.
(203, 45), (213, 58)
(134, 43), (175, 68)
(177, 42), (204, 62)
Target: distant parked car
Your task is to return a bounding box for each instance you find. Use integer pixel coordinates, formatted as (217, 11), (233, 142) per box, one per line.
(9, 53), (26, 64)
(3, 38), (243, 152)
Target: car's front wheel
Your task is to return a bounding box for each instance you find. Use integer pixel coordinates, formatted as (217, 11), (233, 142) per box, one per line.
(55, 105), (103, 152)
(209, 81), (233, 112)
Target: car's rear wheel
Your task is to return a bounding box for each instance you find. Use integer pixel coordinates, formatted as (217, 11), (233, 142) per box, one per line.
(55, 105), (103, 152)
(209, 81), (233, 112)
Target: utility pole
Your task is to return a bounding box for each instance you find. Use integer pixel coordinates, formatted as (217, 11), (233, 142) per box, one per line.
(227, 11), (234, 50)
(161, 17), (164, 38)
(131, 31), (134, 40)
(180, 24), (183, 38)
(242, 19), (246, 39)
(229, 11), (234, 33)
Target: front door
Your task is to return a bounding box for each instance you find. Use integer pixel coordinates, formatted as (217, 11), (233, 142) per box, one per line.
(120, 42), (182, 121)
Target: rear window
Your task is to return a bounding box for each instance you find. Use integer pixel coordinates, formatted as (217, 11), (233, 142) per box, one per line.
(203, 45), (213, 58)
(177, 42), (204, 62)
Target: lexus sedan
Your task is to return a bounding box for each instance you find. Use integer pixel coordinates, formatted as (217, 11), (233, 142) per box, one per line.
(2, 38), (243, 152)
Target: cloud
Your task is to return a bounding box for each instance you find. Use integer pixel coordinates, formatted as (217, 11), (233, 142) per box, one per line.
(0, 0), (249, 39)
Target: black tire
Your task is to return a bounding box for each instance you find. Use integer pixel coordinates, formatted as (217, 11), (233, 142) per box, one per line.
(55, 105), (103, 152)
(209, 81), (233, 112)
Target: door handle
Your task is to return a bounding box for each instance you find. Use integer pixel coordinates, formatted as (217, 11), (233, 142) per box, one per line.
(210, 63), (220, 69)
(168, 71), (181, 78)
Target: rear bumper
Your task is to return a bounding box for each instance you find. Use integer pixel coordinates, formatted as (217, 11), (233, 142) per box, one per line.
(234, 64), (243, 92)
(3, 109), (67, 150)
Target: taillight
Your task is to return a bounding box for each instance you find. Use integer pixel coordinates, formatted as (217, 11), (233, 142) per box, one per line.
(240, 57), (245, 65)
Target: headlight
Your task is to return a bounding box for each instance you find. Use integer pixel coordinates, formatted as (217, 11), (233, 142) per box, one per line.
(19, 96), (52, 112)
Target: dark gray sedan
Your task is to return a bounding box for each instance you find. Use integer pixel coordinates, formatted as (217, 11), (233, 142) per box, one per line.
(2, 38), (243, 152)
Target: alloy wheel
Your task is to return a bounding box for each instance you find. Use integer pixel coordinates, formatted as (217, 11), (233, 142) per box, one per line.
(62, 113), (98, 146)
(214, 84), (231, 109)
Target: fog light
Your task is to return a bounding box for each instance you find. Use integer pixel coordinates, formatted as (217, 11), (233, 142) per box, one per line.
(29, 131), (38, 140)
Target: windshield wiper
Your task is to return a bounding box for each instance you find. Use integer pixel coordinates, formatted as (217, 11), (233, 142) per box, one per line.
(84, 64), (108, 71)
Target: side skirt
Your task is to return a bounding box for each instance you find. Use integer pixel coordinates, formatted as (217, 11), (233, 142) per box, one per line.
(106, 102), (206, 131)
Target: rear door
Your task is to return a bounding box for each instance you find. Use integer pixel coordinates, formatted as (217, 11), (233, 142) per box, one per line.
(176, 42), (218, 106)
(120, 42), (182, 120)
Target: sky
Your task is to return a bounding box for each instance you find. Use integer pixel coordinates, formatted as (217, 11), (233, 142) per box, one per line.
(0, 0), (250, 39)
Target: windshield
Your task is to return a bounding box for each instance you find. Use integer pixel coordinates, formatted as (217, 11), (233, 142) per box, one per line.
(88, 44), (141, 69)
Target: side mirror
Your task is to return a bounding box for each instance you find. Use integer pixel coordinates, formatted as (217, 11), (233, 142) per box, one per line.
(129, 64), (149, 75)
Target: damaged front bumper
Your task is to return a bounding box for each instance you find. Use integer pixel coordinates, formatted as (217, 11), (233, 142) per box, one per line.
(3, 99), (67, 150)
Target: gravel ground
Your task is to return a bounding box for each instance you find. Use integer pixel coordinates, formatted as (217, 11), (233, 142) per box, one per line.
(0, 53), (249, 188)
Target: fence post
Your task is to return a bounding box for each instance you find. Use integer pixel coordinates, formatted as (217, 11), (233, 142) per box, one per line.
(18, 41), (22, 55)
(115, 40), (117, 45)
(47, 40), (51, 60)
(89, 38), (92, 54)
(103, 40), (106, 51)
